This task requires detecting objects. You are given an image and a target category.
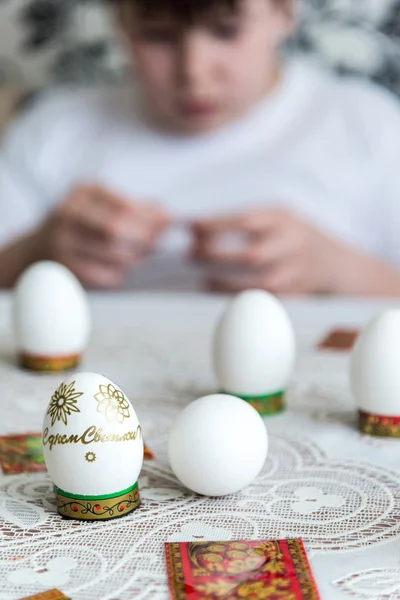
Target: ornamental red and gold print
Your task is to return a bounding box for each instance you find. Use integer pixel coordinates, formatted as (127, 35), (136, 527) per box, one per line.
(359, 411), (400, 438)
(0, 433), (46, 475)
(165, 539), (320, 600)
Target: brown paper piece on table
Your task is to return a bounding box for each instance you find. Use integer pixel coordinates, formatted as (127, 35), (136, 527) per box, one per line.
(317, 329), (359, 351)
(20, 590), (70, 600)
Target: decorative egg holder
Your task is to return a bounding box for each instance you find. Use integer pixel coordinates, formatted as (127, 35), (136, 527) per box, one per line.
(55, 483), (141, 521)
(20, 353), (82, 373)
(220, 389), (286, 416)
(359, 411), (400, 438)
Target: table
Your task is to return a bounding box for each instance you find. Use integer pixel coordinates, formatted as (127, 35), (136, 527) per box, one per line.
(0, 293), (399, 600)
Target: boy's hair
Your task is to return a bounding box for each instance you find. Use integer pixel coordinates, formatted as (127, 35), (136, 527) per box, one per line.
(114, 0), (241, 23)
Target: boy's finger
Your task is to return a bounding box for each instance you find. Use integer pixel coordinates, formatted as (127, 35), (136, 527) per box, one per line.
(193, 244), (253, 265)
(62, 192), (170, 241)
(68, 232), (145, 267)
(133, 201), (172, 226)
(59, 190), (125, 235)
(63, 185), (131, 211)
(192, 230), (294, 267)
(75, 260), (128, 290)
(264, 265), (303, 294)
(191, 208), (285, 235)
(191, 215), (246, 235)
(79, 185), (137, 212)
(60, 196), (144, 244)
(92, 188), (171, 232)
(249, 232), (299, 266)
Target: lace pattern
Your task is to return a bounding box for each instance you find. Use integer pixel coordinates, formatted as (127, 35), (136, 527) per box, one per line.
(0, 294), (399, 599)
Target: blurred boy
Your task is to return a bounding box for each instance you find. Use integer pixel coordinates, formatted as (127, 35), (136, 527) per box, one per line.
(1, 0), (400, 294)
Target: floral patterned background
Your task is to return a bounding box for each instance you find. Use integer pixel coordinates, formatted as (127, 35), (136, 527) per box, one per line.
(0, 0), (400, 94)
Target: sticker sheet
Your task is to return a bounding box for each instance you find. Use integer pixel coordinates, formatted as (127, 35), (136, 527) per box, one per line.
(165, 539), (320, 600)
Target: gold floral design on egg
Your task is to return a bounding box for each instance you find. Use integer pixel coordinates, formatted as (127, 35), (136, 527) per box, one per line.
(94, 383), (130, 424)
(47, 381), (83, 426)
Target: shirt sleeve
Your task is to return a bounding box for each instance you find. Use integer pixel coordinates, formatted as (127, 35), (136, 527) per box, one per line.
(0, 95), (58, 250)
(341, 78), (400, 271)
(372, 89), (400, 272)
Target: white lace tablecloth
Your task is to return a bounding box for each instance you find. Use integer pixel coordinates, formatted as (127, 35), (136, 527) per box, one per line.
(0, 292), (399, 600)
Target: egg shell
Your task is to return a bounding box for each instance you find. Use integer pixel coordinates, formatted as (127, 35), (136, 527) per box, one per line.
(351, 310), (400, 417)
(14, 261), (90, 360)
(42, 372), (144, 499)
(213, 290), (296, 397)
(168, 394), (268, 496)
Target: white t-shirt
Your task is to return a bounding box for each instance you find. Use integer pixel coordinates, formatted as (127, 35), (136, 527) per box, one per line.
(1, 60), (400, 290)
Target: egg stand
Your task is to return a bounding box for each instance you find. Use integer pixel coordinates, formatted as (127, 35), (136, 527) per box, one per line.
(20, 353), (81, 372)
(220, 389), (286, 416)
(359, 411), (400, 438)
(55, 482), (141, 521)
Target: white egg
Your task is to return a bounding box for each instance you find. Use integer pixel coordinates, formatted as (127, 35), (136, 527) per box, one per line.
(351, 310), (400, 437)
(13, 261), (91, 371)
(213, 290), (296, 415)
(42, 372), (144, 520)
(168, 394), (268, 496)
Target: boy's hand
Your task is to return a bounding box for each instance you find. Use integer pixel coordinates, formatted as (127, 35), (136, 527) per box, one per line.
(191, 208), (347, 294)
(40, 185), (170, 288)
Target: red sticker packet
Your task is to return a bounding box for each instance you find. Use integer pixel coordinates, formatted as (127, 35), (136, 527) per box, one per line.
(317, 329), (359, 351)
(165, 539), (320, 600)
(20, 590), (70, 600)
(0, 433), (154, 475)
(0, 433), (46, 475)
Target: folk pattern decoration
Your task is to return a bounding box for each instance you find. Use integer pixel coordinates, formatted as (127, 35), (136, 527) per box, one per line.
(20, 353), (80, 373)
(165, 539), (320, 600)
(359, 411), (400, 438)
(56, 483), (141, 521)
(0, 433), (46, 475)
(238, 392), (285, 417)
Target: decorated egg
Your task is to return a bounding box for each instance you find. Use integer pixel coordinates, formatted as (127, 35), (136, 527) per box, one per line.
(213, 290), (296, 415)
(168, 394), (268, 496)
(350, 310), (400, 438)
(13, 261), (91, 372)
(42, 372), (143, 520)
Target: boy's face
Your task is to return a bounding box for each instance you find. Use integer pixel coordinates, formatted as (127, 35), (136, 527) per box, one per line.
(119, 0), (293, 135)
